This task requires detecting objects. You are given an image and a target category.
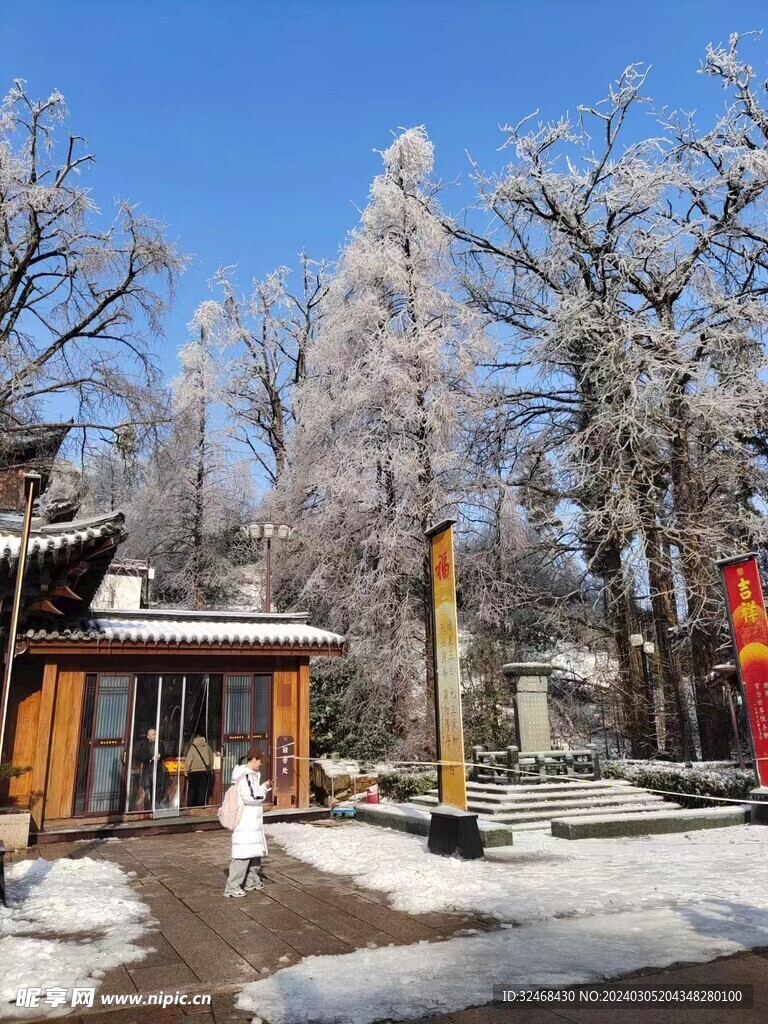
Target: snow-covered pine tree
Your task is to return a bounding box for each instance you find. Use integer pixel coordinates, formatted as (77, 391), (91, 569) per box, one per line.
(278, 128), (483, 751)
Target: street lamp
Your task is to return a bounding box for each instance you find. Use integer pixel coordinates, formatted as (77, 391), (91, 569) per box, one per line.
(630, 633), (658, 749)
(242, 523), (293, 613)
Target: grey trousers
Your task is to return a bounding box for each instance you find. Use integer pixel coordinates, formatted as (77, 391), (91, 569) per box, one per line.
(224, 856), (264, 894)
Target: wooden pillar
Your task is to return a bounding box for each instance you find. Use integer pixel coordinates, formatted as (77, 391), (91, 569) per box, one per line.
(45, 670), (86, 819)
(272, 663), (299, 808)
(29, 662), (57, 832)
(297, 659), (311, 808)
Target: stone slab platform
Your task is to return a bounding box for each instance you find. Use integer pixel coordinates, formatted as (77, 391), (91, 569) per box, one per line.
(551, 806), (749, 840)
(355, 801), (514, 847)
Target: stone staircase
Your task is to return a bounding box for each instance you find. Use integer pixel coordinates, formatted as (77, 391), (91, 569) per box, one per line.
(409, 779), (685, 831)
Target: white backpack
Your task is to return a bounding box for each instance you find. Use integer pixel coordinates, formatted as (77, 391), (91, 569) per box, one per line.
(217, 781), (241, 830)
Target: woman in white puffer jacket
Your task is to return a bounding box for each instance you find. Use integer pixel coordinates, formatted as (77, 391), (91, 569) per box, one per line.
(223, 748), (272, 897)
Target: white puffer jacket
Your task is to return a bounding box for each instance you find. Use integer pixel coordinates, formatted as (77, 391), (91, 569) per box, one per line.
(230, 765), (269, 859)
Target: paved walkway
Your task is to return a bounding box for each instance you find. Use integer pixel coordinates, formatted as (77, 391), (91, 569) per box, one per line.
(9, 826), (489, 1023)
(8, 827), (768, 1024)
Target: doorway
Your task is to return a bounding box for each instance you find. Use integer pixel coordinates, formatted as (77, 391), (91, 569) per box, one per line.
(127, 674), (185, 816)
(222, 674), (272, 784)
(73, 674), (132, 816)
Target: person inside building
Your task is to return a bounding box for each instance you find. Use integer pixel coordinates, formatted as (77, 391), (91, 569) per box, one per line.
(133, 726), (167, 810)
(223, 748), (272, 898)
(184, 734), (214, 806)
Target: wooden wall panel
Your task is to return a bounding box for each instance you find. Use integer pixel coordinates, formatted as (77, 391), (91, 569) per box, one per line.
(7, 688), (41, 804)
(2, 667), (43, 805)
(30, 663), (58, 830)
(297, 659), (311, 808)
(271, 662), (298, 807)
(45, 670), (86, 820)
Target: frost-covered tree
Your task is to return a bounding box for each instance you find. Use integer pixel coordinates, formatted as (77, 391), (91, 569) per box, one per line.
(131, 303), (253, 608)
(278, 129), (483, 750)
(445, 39), (768, 759)
(217, 254), (329, 485)
(0, 81), (186, 447)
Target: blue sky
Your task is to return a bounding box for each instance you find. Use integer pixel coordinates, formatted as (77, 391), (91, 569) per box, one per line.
(5, 0), (767, 380)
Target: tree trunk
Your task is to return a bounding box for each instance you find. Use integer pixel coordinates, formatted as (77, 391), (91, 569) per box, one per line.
(645, 523), (688, 759)
(601, 542), (657, 758)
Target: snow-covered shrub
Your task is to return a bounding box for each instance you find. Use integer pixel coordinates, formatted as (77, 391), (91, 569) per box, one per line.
(603, 760), (755, 808)
(379, 769), (437, 803)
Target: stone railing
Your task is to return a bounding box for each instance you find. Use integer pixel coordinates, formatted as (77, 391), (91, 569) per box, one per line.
(471, 745), (601, 785)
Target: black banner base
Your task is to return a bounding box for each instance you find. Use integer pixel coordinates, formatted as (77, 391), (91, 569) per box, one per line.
(428, 805), (484, 859)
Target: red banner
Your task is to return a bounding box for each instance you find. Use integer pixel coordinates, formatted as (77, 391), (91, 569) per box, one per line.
(720, 556), (768, 787)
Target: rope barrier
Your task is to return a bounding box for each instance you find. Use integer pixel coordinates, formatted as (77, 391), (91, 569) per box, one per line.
(291, 753), (764, 809)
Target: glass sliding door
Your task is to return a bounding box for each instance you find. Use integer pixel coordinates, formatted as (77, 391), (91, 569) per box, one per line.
(222, 674), (271, 786)
(181, 674), (223, 807)
(126, 674), (186, 818)
(127, 675), (159, 812)
(155, 675), (185, 816)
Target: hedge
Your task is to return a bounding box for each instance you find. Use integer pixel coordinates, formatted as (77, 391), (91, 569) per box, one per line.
(602, 760), (755, 809)
(379, 768), (438, 803)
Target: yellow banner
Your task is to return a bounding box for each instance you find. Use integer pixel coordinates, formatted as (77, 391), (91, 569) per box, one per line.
(429, 522), (467, 810)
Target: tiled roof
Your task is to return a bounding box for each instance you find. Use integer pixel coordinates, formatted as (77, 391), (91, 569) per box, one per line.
(0, 511), (126, 568)
(23, 608), (345, 650)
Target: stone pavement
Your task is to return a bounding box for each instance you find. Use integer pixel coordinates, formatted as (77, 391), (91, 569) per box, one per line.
(8, 825), (490, 1024)
(8, 826), (768, 1024)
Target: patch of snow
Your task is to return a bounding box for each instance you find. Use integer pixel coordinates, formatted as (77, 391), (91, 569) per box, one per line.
(265, 821), (768, 925)
(237, 901), (768, 1024)
(242, 821), (768, 1022)
(0, 857), (152, 1019)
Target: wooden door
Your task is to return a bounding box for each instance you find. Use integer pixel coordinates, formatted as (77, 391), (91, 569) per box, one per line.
(222, 674), (271, 786)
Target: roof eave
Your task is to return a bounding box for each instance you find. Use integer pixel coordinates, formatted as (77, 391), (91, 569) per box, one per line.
(20, 638), (346, 658)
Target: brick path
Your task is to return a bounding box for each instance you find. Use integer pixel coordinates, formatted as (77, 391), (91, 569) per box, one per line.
(8, 827), (768, 1024)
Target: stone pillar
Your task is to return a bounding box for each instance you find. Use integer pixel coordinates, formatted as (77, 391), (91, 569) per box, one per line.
(503, 662), (554, 752)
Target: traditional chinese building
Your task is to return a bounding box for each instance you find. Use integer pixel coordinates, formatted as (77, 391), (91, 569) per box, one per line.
(0, 429), (344, 841)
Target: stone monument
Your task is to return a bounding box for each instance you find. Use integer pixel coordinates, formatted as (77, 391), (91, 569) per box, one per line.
(503, 662), (554, 751)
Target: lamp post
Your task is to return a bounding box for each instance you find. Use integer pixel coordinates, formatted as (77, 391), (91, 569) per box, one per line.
(242, 523), (293, 613)
(630, 632), (658, 751)
(0, 472), (41, 761)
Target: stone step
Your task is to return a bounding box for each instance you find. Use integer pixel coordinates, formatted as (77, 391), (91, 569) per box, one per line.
(463, 784), (622, 803)
(482, 794), (669, 817)
(410, 789), (667, 816)
(493, 801), (683, 825)
(465, 781), (631, 799)
(551, 806), (749, 840)
(353, 802), (515, 848)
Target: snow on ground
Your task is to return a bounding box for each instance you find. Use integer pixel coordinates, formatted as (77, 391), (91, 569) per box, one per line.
(237, 903), (768, 1024)
(234, 822), (768, 1024)
(265, 820), (768, 925)
(0, 857), (152, 1019)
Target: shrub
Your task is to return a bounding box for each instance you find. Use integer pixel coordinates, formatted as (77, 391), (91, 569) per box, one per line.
(602, 760), (755, 809)
(309, 659), (394, 761)
(379, 768), (438, 803)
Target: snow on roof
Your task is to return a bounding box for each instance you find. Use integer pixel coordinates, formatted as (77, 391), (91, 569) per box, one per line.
(0, 510), (126, 568)
(23, 606), (345, 650)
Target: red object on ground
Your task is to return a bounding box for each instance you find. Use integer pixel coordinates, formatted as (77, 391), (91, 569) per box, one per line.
(366, 785), (380, 804)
